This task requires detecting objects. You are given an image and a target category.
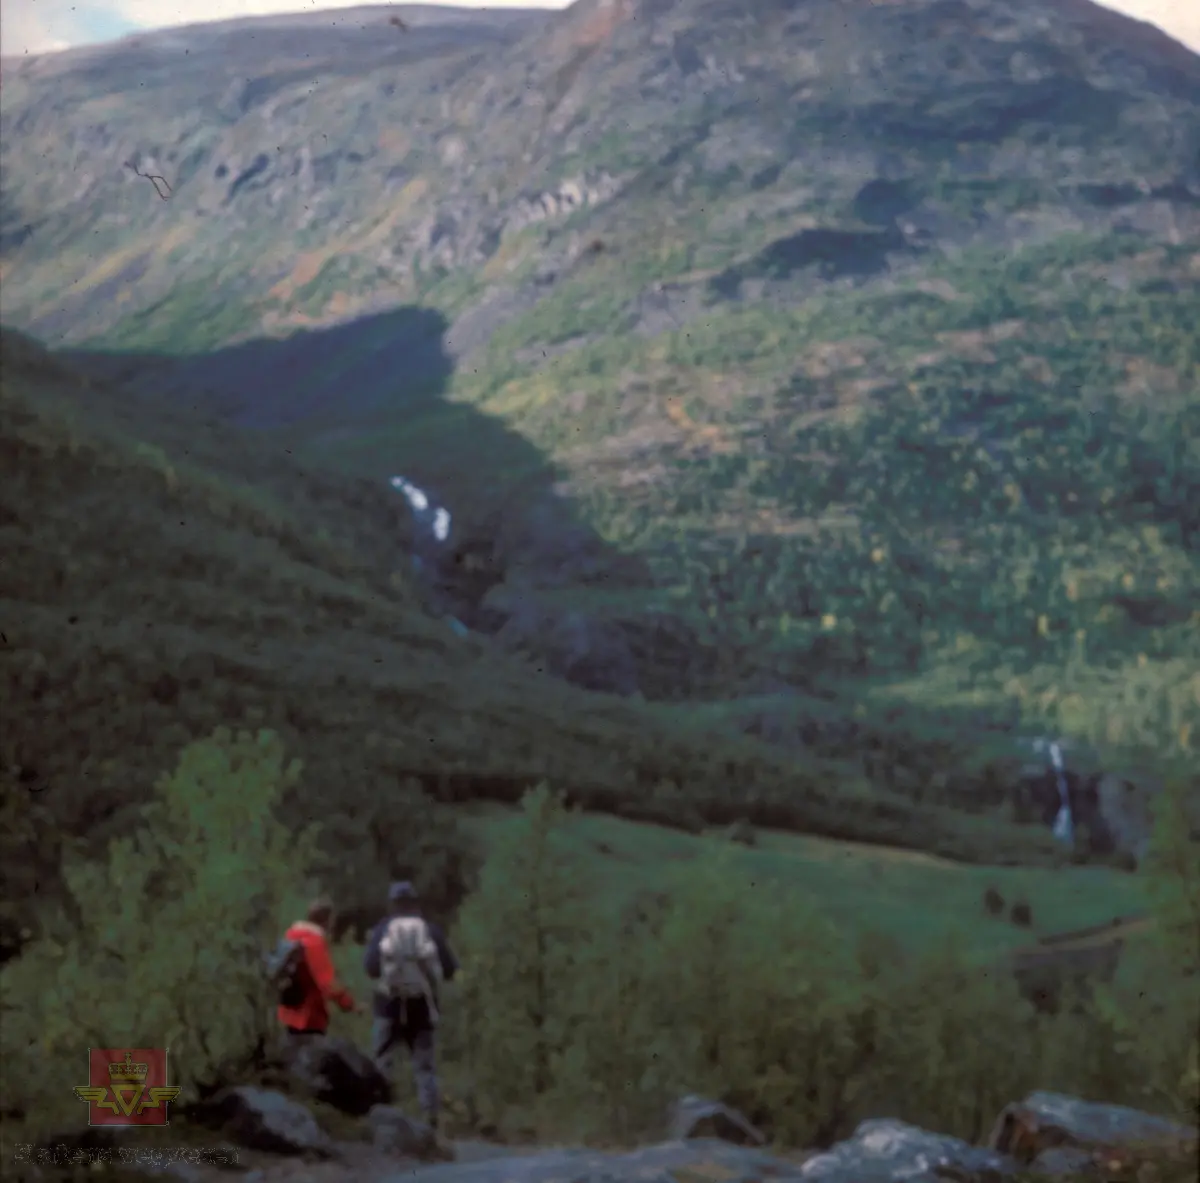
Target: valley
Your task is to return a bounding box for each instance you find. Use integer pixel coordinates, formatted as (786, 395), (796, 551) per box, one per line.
(0, 0), (1197, 1170)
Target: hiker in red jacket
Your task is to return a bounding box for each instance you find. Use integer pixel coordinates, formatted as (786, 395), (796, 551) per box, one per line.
(278, 898), (360, 1037)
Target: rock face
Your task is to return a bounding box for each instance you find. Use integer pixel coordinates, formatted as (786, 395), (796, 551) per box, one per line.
(3, 0), (1197, 359)
(493, 598), (641, 696)
(1012, 746), (1161, 865)
(1094, 774), (1157, 864)
(479, 580), (712, 700)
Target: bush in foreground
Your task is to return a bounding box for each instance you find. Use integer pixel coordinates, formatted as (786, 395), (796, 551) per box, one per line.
(2, 739), (1195, 1150)
(0, 728), (321, 1135)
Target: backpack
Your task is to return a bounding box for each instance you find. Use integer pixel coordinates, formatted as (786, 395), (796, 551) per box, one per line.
(267, 937), (307, 1008)
(379, 916), (439, 1002)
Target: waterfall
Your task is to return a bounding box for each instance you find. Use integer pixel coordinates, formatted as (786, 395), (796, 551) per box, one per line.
(1049, 740), (1074, 845)
(389, 474), (465, 634)
(390, 475), (452, 543)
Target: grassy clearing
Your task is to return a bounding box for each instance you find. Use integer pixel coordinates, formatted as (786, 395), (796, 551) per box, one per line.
(455, 802), (1148, 961)
(326, 795), (1150, 1065)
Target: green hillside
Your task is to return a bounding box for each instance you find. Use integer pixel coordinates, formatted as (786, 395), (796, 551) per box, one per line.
(2, 0), (1194, 800)
(438, 228), (1200, 769)
(2, 328), (1077, 961)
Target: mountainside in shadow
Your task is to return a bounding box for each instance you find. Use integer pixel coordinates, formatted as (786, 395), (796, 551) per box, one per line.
(5, 327), (1077, 960)
(1, 0), (1197, 786)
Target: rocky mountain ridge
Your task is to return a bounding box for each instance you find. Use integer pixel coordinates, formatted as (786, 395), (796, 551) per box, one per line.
(2, 0), (1197, 791)
(1, 0), (1197, 355)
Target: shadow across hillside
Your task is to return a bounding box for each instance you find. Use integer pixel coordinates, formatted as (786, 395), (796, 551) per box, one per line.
(67, 305), (456, 433)
(63, 304), (653, 620)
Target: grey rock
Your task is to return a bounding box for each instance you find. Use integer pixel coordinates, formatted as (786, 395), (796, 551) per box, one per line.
(492, 597), (641, 696)
(206, 1086), (332, 1157)
(668, 1095), (766, 1147)
(284, 1033), (391, 1116)
(988, 1090), (1199, 1163)
(799, 1118), (1017, 1182)
(1029, 1146), (1101, 1177)
(368, 1104), (443, 1161)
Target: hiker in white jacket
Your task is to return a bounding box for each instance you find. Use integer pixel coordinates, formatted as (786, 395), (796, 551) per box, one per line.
(363, 881), (456, 1131)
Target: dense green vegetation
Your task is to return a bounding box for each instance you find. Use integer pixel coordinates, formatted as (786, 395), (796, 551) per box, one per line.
(433, 784), (1198, 1147)
(0, 729), (319, 1130)
(4, 328), (1079, 968)
(2, 5), (1197, 1172)
(29, 227), (1198, 830)
(442, 233), (1199, 783)
(4, 741), (1194, 1161)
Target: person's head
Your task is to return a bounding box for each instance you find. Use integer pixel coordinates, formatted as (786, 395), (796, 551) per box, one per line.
(388, 880), (420, 916)
(307, 896), (336, 931)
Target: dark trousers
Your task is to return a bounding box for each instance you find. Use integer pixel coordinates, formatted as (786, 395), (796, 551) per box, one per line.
(372, 996), (439, 1122)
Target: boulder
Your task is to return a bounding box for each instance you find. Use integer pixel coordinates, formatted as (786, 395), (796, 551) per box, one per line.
(1029, 1146), (1102, 1177)
(205, 1086), (332, 1157)
(668, 1095), (766, 1147)
(798, 1118), (1017, 1182)
(284, 1033), (391, 1116)
(988, 1091), (1199, 1169)
(368, 1104), (451, 1161)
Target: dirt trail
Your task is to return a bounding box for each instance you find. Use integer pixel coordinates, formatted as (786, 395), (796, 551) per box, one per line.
(192, 1138), (530, 1183)
(191, 1135), (804, 1183)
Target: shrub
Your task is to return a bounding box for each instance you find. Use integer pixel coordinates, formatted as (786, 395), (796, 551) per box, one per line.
(438, 782), (1200, 1147)
(0, 729), (321, 1136)
(726, 818), (757, 847)
(641, 846), (870, 1147)
(1010, 899), (1034, 928)
(982, 885), (1006, 916)
(1143, 775), (1200, 981)
(872, 936), (1036, 1142)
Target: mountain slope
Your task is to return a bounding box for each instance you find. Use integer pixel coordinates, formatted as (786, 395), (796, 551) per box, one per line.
(3, 0), (1196, 349)
(2, 329), (1073, 959)
(1, 0), (1197, 781)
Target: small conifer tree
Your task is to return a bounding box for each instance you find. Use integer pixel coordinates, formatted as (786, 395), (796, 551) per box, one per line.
(1090, 774), (1200, 1123)
(444, 784), (584, 1127)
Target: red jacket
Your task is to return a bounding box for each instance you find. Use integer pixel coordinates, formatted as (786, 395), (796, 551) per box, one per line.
(277, 920), (355, 1033)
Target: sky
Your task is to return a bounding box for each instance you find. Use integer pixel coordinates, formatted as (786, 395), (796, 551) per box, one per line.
(1, 0), (1198, 60)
